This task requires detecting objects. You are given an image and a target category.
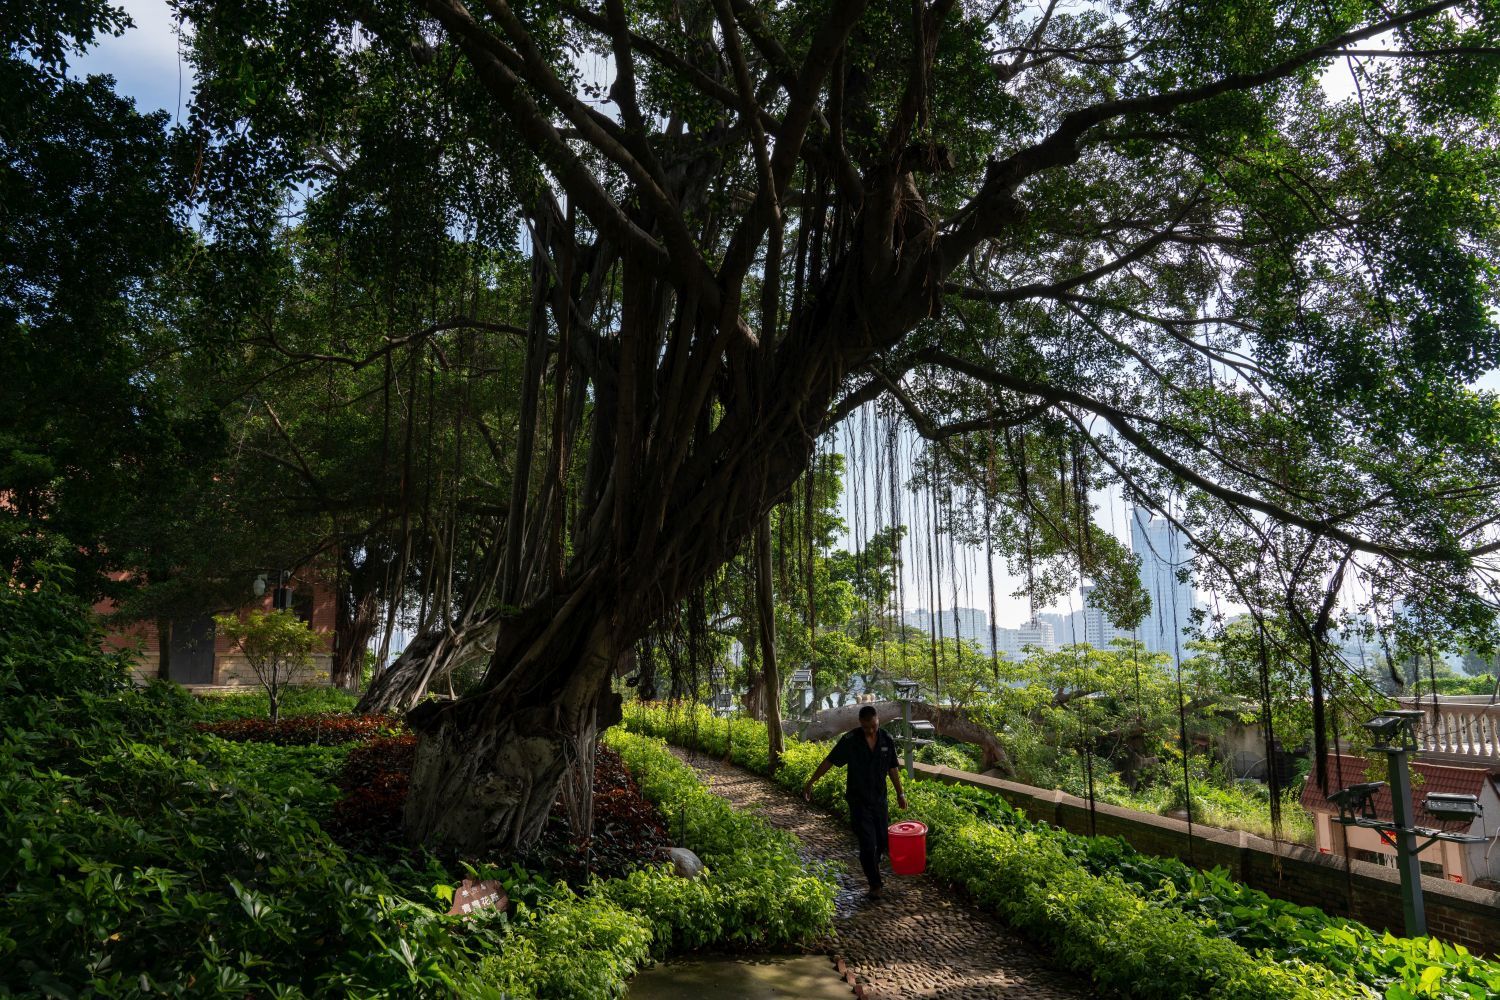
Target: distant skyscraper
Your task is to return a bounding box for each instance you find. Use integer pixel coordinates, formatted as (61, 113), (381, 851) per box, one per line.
(1081, 584), (1128, 649)
(1039, 609), (1086, 646)
(1130, 507), (1195, 666)
(1016, 618), (1056, 654)
(902, 607), (993, 653)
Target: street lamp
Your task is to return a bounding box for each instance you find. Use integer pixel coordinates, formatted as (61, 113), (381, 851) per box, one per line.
(788, 668), (813, 736)
(254, 569), (293, 609)
(1329, 710), (1488, 936)
(892, 678), (934, 781)
(1425, 793), (1482, 823)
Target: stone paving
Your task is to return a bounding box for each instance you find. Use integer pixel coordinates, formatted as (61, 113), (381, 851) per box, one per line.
(669, 747), (1098, 1000)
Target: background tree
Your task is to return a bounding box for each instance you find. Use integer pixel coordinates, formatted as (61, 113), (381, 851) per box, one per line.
(214, 610), (324, 722)
(1, 0), (209, 596)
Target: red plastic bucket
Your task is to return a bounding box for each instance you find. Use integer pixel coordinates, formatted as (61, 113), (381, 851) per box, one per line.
(888, 820), (928, 875)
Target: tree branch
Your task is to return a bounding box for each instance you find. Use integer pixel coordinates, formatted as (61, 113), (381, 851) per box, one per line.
(941, 0), (1464, 262)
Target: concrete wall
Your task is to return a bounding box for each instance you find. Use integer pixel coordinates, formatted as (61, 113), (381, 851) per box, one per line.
(203, 652), (334, 688)
(915, 762), (1500, 955)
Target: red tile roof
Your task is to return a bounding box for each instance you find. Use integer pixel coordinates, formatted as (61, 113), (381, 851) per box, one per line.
(1301, 753), (1497, 833)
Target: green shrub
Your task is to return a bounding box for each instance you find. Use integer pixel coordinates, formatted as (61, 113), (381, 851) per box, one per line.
(193, 685), (359, 722)
(625, 704), (1500, 1000)
(466, 883), (654, 1000)
(601, 729), (837, 954)
(916, 738), (983, 771)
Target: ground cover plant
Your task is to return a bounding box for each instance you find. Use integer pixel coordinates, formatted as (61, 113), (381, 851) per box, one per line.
(193, 685), (360, 722)
(629, 703), (1500, 1000)
(0, 582), (837, 997)
(0, 579), (510, 997)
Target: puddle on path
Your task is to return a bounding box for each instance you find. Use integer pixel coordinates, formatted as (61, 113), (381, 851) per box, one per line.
(627, 953), (851, 1000)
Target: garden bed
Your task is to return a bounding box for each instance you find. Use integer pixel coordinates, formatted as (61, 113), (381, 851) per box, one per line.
(201, 702), (675, 881)
(627, 703), (1500, 1000)
(0, 585), (836, 998)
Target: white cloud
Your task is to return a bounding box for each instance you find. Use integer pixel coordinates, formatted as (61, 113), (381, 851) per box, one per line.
(74, 0), (192, 120)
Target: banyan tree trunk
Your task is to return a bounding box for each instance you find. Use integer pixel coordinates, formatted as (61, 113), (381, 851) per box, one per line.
(355, 614), (502, 715)
(800, 699), (1015, 775)
(755, 514), (785, 771)
(741, 663), (767, 719)
(331, 590), (378, 689)
(1113, 728), (1158, 790)
(401, 587), (624, 851)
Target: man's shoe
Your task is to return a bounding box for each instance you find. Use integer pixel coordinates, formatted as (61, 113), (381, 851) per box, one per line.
(866, 885), (883, 901)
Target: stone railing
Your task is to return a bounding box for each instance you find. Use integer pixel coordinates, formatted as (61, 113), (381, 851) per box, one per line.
(1396, 696), (1500, 764)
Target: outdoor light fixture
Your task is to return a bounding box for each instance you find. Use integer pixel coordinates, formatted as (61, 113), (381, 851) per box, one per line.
(789, 668), (813, 710)
(892, 679), (926, 781)
(1361, 709), (1425, 748)
(1327, 781), (1386, 821)
(252, 573), (268, 597)
(787, 669), (814, 735)
(1424, 793), (1483, 824)
(1331, 709), (1488, 937)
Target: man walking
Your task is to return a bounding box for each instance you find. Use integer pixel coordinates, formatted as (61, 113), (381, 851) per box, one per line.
(802, 705), (907, 899)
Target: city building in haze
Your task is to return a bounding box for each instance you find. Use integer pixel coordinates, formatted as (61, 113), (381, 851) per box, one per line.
(1081, 584), (1130, 649)
(1039, 609), (1084, 646)
(1004, 618), (1057, 656)
(902, 607), (991, 650)
(1130, 506), (1196, 666)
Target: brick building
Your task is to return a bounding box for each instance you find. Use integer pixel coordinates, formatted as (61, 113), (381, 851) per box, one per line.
(95, 572), (337, 690)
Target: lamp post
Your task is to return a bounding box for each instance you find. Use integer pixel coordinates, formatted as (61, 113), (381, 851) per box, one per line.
(788, 668), (813, 736)
(1329, 709), (1487, 937)
(894, 678), (919, 781)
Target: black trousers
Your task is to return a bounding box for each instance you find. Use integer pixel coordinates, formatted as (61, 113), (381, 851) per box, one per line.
(848, 798), (889, 889)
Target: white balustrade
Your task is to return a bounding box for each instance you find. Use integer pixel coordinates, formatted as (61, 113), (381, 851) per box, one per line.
(1395, 697), (1500, 763)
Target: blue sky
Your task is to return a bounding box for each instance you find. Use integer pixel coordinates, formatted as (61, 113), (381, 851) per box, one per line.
(75, 0), (187, 119)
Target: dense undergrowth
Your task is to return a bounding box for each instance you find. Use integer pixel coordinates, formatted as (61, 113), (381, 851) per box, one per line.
(628, 704), (1500, 1000)
(0, 582), (833, 997)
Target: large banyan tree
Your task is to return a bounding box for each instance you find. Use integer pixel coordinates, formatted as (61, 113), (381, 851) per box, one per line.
(178, 0), (1500, 851)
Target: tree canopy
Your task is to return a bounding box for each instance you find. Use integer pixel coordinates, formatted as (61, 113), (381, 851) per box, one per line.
(9, 0), (1500, 849)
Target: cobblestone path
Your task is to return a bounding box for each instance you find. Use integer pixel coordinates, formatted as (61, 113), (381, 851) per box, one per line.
(669, 748), (1098, 1000)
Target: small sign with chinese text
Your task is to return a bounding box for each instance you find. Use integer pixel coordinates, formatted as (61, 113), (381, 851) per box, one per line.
(448, 878), (508, 917)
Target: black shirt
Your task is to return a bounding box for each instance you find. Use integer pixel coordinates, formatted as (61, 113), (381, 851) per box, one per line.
(826, 726), (899, 805)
